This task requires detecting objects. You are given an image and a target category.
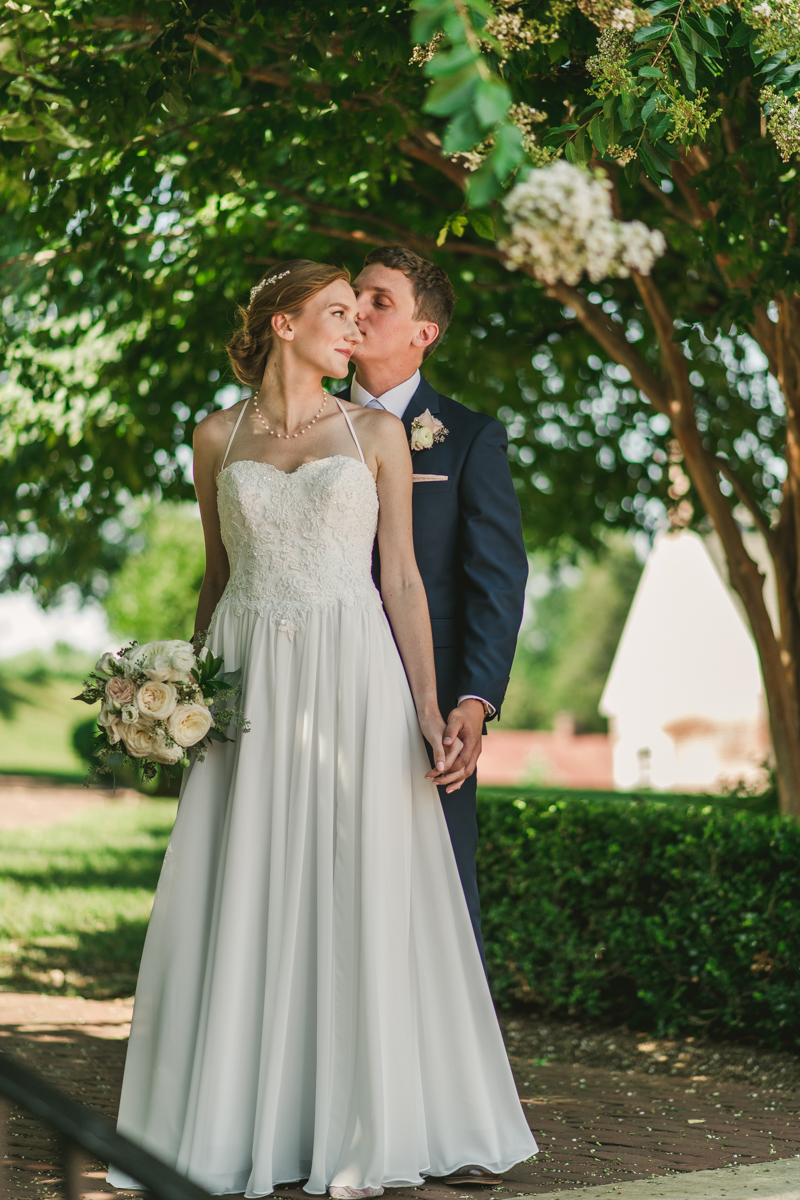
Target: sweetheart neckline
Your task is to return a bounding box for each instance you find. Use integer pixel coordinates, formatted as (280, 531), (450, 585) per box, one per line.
(217, 455), (375, 483)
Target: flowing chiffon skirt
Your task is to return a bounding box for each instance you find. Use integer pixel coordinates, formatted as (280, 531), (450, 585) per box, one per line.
(107, 598), (537, 1196)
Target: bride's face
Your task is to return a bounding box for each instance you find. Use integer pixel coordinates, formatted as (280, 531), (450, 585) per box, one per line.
(274, 279), (362, 378)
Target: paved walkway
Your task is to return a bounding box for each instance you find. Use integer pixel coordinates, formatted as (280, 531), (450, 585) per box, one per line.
(1, 994), (799, 1199)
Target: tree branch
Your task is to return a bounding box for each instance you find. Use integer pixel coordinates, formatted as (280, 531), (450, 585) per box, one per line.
(637, 173), (701, 229)
(248, 219), (502, 259)
(544, 279), (671, 411)
(713, 455), (776, 552)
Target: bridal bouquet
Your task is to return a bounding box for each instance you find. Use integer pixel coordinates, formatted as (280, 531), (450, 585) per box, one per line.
(74, 639), (248, 783)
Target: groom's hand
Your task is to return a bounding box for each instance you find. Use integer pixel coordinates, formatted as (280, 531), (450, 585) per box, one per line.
(438, 699), (485, 793)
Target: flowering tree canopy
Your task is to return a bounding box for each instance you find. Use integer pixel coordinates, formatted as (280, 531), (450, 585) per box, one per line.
(1, 0), (800, 809)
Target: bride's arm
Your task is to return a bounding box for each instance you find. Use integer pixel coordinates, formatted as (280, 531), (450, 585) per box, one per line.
(192, 413), (232, 637)
(371, 412), (464, 784)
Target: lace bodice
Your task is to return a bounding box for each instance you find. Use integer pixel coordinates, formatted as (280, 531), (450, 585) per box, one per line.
(214, 455), (382, 637)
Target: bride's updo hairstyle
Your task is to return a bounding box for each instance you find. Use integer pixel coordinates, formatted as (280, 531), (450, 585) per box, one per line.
(226, 260), (351, 390)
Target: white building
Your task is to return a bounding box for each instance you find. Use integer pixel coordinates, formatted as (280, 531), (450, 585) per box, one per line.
(600, 530), (771, 794)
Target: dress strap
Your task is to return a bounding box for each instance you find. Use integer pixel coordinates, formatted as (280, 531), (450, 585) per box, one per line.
(335, 396), (366, 465)
(220, 399), (249, 472)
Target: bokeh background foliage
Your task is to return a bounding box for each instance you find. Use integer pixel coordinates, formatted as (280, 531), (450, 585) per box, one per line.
(0, 0), (789, 609)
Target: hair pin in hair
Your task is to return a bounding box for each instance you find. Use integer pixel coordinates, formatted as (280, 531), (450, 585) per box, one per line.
(249, 269), (290, 303)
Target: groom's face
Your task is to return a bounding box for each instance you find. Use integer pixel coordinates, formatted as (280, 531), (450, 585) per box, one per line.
(351, 264), (426, 369)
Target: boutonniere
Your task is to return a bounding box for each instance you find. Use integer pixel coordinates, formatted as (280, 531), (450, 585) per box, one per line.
(410, 409), (449, 452)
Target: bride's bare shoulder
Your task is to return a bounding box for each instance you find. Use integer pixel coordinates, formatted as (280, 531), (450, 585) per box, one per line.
(344, 402), (407, 456)
(193, 401), (247, 453)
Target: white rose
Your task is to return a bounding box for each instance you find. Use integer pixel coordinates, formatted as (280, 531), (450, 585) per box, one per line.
(136, 679), (178, 720)
(167, 702), (214, 747)
(166, 641), (196, 677)
(122, 723), (161, 758)
(120, 703), (140, 725)
(150, 733), (186, 765)
(410, 425), (434, 451)
(95, 652), (117, 676)
(97, 706), (122, 744)
(123, 723), (185, 764)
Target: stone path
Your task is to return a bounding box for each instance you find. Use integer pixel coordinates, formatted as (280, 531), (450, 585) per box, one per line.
(0, 994), (799, 1199)
(0, 777), (141, 829)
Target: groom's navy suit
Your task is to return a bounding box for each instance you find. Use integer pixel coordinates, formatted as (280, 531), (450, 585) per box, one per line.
(344, 375), (528, 958)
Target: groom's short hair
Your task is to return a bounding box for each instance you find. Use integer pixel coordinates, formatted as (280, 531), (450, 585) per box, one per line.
(363, 245), (455, 359)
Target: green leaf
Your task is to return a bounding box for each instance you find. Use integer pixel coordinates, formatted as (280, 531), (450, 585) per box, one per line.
(671, 29), (697, 89)
(564, 125), (591, 166)
(639, 138), (669, 181)
(589, 113), (609, 153)
(161, 89), (189, 122)
(623, 158), (641, 186)
(0, 112), (39, 141)
(680, 15), (721, 57)
(474, 78), (512, 128)
(639, 65), (664, 77)
(727, 20), (754, 47)
(468, 210), (495, 239)
(442, 106), (482, 153)
(653, 136), (681, 160)
(466, 160), (501, 205)
(646, 0), (680, 14)
(425, 43), (480, 77)
(490, 121), (524, 180)
(410, 0), (451, 45)
(633, 22), (673, 42)
(423, 66), (480, 116)
(704, 9), (727, 36)
(648, 110), (672, 139)
(621, 91), (636, 120)
(641, 92), (662, 121)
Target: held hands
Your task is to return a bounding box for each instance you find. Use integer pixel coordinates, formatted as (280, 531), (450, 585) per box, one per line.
(437, 698), (485, 794)
(418, 711), (463, 786)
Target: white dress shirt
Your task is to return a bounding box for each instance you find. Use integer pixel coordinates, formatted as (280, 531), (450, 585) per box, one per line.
(350, 370), (421, 418)
(350, 371), (495, 720)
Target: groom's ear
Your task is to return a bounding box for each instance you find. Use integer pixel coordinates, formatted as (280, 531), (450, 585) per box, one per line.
(412, 321), (439, 352)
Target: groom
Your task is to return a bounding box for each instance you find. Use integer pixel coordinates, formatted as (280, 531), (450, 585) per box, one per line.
(344, 245), (528, 965)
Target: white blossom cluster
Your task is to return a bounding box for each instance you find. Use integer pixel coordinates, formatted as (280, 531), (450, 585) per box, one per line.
(501, 162), (667, 285)
(610, 5), (638, 29)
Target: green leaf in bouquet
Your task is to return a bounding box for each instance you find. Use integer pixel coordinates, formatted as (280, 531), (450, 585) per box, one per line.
(207, 728), (232, 743)
(221, 668), (243, 687)
(107, 752), (126, 767)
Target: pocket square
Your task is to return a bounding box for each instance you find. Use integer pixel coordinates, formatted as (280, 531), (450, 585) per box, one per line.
(412, 473), (449, 482)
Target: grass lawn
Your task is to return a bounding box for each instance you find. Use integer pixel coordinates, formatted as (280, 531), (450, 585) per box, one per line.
(0, 798), (177, 999)
(0, 647), (97, 778)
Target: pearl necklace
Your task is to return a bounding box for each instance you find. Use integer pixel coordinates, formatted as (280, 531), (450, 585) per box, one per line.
(253, 390), (328, 438)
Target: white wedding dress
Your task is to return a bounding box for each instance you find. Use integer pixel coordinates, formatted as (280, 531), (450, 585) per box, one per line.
(108, 398), (537, 1197)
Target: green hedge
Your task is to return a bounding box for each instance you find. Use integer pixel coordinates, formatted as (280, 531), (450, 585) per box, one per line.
(476, 791), (800, 1048)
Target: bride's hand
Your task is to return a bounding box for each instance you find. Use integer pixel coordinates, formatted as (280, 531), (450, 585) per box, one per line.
(418, 712), (463, 782)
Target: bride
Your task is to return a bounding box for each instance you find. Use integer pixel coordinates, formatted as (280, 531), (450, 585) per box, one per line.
(107, 260), (537, 1198)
